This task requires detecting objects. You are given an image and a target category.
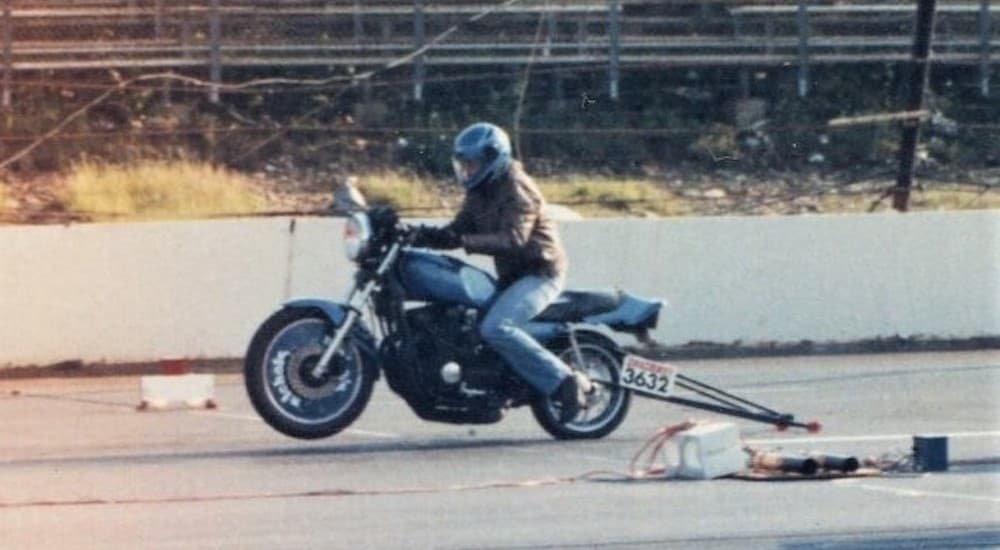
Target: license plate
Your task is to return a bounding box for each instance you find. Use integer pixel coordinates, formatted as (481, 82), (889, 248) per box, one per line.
(620, 355), (678, 398)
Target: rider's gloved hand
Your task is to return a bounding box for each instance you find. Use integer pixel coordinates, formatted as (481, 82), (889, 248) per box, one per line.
(412, 226), (462, 249)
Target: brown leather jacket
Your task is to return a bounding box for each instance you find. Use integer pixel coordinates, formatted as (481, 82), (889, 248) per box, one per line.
(446, 162), (568, 289)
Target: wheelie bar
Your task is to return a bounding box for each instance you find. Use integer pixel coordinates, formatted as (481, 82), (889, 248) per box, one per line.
(626, 372), (821, 432)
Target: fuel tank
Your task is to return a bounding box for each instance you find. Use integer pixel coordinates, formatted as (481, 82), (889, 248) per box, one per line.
(399, 249), (496, 308)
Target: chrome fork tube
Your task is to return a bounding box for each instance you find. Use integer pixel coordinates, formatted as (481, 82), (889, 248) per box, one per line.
(312, 242), (403, 377)
(312, 303), (362, 378)
(567, 326), (586, 371)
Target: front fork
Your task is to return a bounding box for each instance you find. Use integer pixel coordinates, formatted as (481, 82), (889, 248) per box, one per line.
(311, 241), (402, 378)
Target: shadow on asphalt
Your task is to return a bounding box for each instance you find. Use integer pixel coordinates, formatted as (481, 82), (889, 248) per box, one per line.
(782, 527), (1000, 549)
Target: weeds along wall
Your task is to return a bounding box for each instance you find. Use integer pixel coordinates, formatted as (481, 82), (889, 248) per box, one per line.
(0, 211), (996, 367)
(5, 65), (999, 177)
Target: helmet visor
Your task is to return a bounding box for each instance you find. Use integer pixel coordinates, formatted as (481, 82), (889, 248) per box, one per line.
(452, 157), (482, 185)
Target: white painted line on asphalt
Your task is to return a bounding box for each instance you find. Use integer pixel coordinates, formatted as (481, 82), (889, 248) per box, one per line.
(345, 429), (401, 439)
(850, 482), (1000, 503)
(745, 430), (1000, 445)
(192, 410), (401, 439)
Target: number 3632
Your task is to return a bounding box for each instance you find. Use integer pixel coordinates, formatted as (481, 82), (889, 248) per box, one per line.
(619, 355), (678, 398)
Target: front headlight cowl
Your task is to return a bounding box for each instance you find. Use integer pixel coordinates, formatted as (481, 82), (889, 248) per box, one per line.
(344, 212), (372, 261)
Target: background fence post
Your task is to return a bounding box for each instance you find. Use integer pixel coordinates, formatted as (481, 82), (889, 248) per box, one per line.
(154, 0), (164, 39)
(1, 0), (11, 110)
(209, 0), (222, 104)
(413, 0), (425, 102)
(544, 10), (556, 57)
(154, 0), (170, 103)
(765, 17), (775, 55)
(353, 0), (364, 48)
(979, 0), (991, 97)
(797, 0), (810, 98)
(609, 0), (621, 100)
(181, 4), (192, 59)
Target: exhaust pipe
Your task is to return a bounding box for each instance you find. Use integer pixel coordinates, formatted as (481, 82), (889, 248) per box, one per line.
(751, 452), (818, 475)
(809, 452), (860, 473)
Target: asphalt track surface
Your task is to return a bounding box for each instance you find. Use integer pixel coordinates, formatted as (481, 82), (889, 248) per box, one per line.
(1, 351), (998, 549)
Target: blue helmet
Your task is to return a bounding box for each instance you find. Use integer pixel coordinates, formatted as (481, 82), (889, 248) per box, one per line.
(452, 122), (512, 190)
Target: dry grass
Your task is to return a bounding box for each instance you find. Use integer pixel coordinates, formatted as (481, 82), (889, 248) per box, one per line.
(65, 159), (268, 222)
(536, 176), (691, 217)
(355, 172), (690, 218)
(354, 170), (456, 216)
(20, 162), (997, 224)
(817, 186), (1000, 213)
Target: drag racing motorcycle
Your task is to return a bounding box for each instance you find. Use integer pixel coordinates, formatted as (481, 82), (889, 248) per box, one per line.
(244, 206), (664, 440)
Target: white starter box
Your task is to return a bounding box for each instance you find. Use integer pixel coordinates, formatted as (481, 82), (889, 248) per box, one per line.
(138, 374), (216, 410)
(674, 422), (748, 479)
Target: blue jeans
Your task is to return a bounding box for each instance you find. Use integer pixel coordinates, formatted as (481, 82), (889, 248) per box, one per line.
(479, 275), (571, 396)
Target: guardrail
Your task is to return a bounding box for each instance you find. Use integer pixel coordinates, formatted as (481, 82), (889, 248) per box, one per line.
(730, 1), (997, 97)
(0, 1), (997, 107)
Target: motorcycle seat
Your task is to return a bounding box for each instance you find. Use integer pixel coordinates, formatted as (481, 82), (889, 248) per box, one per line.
(534, 290), (624, 323)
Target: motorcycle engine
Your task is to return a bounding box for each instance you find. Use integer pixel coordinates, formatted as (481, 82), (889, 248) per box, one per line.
(404, 304), (506, 397)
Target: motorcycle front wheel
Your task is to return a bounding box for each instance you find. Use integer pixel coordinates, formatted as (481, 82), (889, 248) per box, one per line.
(244, 307), (375, 440)
(532, 331), (631, 440)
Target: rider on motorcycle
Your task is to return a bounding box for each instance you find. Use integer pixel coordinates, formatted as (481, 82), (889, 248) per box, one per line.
(414, 122), (591, 422)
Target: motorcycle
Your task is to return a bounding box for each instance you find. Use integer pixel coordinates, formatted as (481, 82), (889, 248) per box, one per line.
(244, 205), (664, 440)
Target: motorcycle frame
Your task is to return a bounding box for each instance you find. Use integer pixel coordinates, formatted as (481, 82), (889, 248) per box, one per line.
(309, 239), (582, 376)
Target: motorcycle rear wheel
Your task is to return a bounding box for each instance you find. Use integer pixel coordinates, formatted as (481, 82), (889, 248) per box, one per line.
(244, 307), (375, 439)
(532, 331), (631, 440)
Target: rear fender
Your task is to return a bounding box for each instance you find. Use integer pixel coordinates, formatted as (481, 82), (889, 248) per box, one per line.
(283, 299), (380, 376)
(583, 293), (665, 335)
(527, 291), (665, 342)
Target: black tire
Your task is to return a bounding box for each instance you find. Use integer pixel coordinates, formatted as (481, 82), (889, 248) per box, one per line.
(244, 307), (376, 440)
(531, 331), (631, 440)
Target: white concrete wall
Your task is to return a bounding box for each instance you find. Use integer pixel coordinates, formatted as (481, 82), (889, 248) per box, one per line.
(1, 211), (997, 367)
(562, 212), (998, 345)
(0, 218), (295, 367)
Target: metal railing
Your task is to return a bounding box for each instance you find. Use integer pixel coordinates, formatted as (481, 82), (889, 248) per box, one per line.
(1, 0), (998, 108)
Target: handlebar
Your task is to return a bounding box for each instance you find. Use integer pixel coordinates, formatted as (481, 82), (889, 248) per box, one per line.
(397, 223), (421, 245)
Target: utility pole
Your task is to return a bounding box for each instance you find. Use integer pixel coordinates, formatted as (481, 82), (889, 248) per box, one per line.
(893, 0), (936, 212)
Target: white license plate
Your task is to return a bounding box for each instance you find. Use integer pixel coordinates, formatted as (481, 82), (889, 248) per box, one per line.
(620, 355), (678, 398)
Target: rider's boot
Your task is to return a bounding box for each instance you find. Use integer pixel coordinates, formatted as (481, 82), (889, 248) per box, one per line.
(553, 371), (593, 423)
